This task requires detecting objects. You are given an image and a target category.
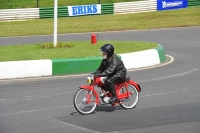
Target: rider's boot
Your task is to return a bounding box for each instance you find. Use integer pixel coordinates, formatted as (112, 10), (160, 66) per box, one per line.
(109, 91), (117, 103)
(109, 96), (117, 103)
(99, 86), (108, 98)
(107, 82), (118, 103)
(99, 92), (105, 98)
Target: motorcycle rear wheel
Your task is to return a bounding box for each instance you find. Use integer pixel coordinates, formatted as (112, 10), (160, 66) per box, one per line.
(119, 84), (139, 109)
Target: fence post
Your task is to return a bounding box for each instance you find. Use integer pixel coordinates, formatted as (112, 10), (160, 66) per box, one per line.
(98, 0), (100, 4)
(37, 0), (39, 8)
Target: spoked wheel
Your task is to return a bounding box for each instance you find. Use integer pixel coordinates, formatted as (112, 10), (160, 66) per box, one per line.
(73, 89), (97, 115)
(119, 84), (139, 109)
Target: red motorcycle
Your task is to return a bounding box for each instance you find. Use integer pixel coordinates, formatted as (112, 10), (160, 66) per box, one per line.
(73, 74), (141, 115)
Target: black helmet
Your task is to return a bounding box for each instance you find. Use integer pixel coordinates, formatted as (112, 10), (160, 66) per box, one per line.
(100, 44), (114, 57)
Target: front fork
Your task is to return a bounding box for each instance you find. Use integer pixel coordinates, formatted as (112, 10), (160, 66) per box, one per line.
(85, 90), (93, 104)
(79, 85), (100, 106)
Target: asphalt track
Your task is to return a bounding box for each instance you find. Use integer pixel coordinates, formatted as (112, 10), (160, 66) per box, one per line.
(0, 26), (200, 133)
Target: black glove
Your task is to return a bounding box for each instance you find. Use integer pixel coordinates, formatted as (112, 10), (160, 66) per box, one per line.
(93, 72), (103, 77)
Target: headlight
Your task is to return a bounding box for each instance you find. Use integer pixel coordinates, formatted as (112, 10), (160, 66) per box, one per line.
(87, 76), (92, 85)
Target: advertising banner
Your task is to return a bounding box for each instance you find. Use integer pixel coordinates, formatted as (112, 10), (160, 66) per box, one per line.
(157, 0), (188, 11)
(68, 4), (101, 17)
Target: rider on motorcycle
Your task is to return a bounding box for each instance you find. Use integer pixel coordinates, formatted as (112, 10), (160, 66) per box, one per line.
(93, 44), (127, 103)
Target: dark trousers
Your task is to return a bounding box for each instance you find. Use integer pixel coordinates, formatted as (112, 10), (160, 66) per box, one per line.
(105, 75), (125, 97)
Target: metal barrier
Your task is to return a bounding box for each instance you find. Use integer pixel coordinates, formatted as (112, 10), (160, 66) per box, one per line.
(0, 0), (199, 21)
(114, 0), (156, 14)
(0, 8), (39, 21)
(188, 0), (200, 6)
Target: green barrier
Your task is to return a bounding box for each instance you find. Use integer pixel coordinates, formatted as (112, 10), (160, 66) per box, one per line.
(154, 45), (166, 63)
(188, 0), (200, 6)
(52, 55), (121, 75)
(101, 4), (114, 15)
(39, 6), (68, 19)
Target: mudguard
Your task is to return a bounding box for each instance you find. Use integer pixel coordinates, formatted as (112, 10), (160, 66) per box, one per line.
(79, 85), (94, 90)
(127, 80), (141, 92)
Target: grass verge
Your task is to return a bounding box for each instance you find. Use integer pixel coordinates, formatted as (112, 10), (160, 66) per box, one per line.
(0, 6), (199, 37)
(0, 41), (157, 62)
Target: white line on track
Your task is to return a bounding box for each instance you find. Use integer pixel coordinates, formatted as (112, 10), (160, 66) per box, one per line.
(0, 55), (198, 116)
(0, 85), (198, 117)
(0, 90), (75, 104)
(0, 105), (73, 116)
(139, 68), (198, 83)
(0, 63), (198, 106)
(0, 88), (192, 117)
(141, 89), (190, 97)
(24, 90), (75, 100)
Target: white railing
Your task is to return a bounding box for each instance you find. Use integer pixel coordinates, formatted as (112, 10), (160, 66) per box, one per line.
(114, 0), (157, 14)
(0, 8), (39, 21)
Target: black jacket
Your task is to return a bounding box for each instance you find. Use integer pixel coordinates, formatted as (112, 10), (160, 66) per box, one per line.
(95, 54), (127, 78)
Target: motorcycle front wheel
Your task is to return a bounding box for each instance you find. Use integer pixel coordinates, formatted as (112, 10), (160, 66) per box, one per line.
(73, 89), (97, 115)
